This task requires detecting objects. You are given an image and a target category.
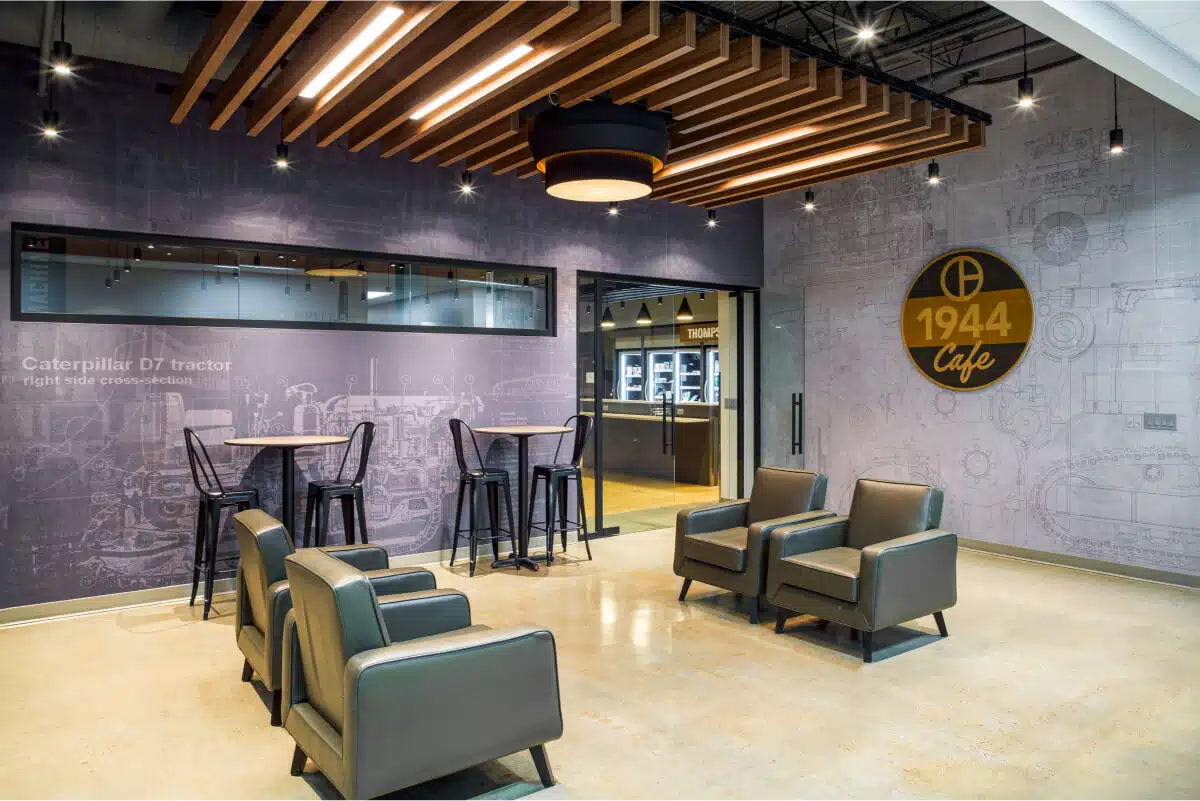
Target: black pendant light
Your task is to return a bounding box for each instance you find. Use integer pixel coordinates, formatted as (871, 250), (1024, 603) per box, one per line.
(803, 188), (816, 212)
(40, 108), (60, 139)
(927, 160), (941, 185)
(635, 302), (652, 325)
(529, 102), (669, 202)
(274, 142), (290, 169)
(51, 5), (72, 76)
(600, 305), (616, 328)
(706, 209), (718, 228)
(676, 297), (694, 321)
(1109, 75), (1124, 154)
(459, 171), (475, 196)
(1017, 27), (1034, 108)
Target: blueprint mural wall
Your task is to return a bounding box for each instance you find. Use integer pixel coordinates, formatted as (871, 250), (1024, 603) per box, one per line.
(765, 58), (1200, 577)
(0, 44), (762, 609)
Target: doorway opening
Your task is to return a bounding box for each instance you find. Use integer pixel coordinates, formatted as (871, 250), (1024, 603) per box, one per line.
(577, 274), (756, 536)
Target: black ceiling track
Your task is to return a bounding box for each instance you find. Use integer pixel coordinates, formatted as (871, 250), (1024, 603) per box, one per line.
(664, 1), (993, 126)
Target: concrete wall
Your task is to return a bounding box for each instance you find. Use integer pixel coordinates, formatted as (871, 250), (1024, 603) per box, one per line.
(0, 43), (762, 609)
(764, 57), (1200, 577)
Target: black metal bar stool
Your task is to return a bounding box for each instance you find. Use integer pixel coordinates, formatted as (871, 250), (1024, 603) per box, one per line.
(448, 419), (518, 577)
(303, 422), (374, 548)
(184, 428), (260, 620)
(528, 415), (593, 564)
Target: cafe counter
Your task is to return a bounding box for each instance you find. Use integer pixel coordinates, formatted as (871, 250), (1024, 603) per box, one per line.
(579, 400), (719, 486)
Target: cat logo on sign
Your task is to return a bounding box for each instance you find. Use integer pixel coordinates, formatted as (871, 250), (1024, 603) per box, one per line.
(901, 249), (1034, 391)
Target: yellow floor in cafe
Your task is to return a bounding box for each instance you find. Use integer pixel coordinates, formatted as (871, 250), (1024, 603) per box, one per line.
(581, 471), (720, 533)
(1, 529), (1197, 799)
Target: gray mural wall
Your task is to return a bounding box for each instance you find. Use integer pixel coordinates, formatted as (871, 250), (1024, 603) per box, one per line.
(0, 44), (762, 609)
(765, 58), (1200, 577)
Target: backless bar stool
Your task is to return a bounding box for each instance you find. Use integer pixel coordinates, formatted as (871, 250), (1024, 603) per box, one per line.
(528, 415), (593, 564)
(303, 422), (374, 548)
(184, 428), (260, 620)
(448, 419), (518, 577)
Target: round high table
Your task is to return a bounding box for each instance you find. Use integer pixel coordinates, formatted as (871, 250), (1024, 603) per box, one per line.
(225, 435), (350, 537)
(474, 425), (573, 572)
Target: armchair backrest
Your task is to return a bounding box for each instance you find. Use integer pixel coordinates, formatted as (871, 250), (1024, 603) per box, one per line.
(234, 510), (295, 633)
(748, 467), (828, 525)
(846, 478), (944, 549)
(283, 549), (389, 733)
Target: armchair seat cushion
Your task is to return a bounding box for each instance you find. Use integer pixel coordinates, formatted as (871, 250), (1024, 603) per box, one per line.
(777, 547), (861, 602)
(682, 527), (749, 572)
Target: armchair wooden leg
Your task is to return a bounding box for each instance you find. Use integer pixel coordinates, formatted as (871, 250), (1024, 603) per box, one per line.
(290, 745), (307, 776)
(749, 599), (760, 625)
(678, 578), (692, 601)
(241, 660), (253, 682)
(862, 630), (874, 663)
(774, 610), (788, 633)
(934, 611), (948, 637)
(530, 744), (555, 788)
(271, 690), (282, 727)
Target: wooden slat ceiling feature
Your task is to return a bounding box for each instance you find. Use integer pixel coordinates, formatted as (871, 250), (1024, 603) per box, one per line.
(608, 22), (729, 105)
(702, 113), (972, 208)
(556, 11), (697, 108)
(340, 1), (575, 152)
(209, 1), (325, 130)
(388, 0), (648, 161)
(174, 1), (989, 209)
(245, 0), (399, 136)
(645, 34), (760, 111)
(170, 0), (261, 124)
(281, 0), (456, 142)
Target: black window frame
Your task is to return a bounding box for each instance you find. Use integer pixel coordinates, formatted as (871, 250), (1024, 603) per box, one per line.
(10, 222), (557, 338)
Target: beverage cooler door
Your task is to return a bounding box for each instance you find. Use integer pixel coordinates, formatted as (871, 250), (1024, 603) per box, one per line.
(675, 350), (704, 403)
(706, 348), (720, 403)
(618, 350), (645, 401)
(648, 351), (675, 404)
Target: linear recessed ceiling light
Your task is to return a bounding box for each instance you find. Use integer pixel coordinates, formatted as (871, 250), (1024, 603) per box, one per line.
(721, 143), (884, 190)
(424, 49), (554, 127)
(366, 290), (392, 300)
(411, 44), (534, 121)
(319, 11), (426, 107)
(657, 125), (822, 179)
(299, 6), (404, 99)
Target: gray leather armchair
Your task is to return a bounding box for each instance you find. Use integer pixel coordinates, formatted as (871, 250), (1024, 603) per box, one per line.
(767, 478), (955, 662)
(281, 549), (564, 798)
(674, 467), (833, 623)
(233, 509), (436, 725)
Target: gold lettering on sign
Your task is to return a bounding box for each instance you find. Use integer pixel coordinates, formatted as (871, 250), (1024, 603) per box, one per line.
(932, 341), (996, 383)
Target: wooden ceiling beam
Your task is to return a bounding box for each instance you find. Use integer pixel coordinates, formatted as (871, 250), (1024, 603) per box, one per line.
(668, 58), (820, 143)
(337, 2), (576, 152)
(281, 1), (456, 142)
(210, 1), (325, 130)
(609, 22), (729, 104)
(695, 113), (964, 207)
(654, 87), (904, 200)
(557, 11), (697, 107)
(246, 1), (396, 136)
(383, 1), (652, 161)
(171, 0), (262, 124)
(468, 128), (530, 171)
(667, 46), (790, 120)
(490, 145), (534, 175)
(707, 119), (984, 208)
(644, 34), (759, 111)
(437, 113), (521, 166)
(668, 68), (851, 155)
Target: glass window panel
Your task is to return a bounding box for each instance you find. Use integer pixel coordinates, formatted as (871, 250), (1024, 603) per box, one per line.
(13, 226), (554, 336)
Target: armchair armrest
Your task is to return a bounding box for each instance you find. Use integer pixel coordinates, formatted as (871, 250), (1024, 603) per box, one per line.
(281, 610), (308, 722)
(861, 529), (957, 630)
(362, 567), (436, 597)
(321, 543), (391, 571)
(376, 589), (471, 643)
(745, 510), (838, 571)
(768, 515), (848, 561)
(675, 500), (750, 573)
(344, 626), (562, 798)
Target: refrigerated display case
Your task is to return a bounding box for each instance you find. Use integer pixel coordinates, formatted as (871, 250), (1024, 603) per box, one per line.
(618, 350), (645, 401)
(648, 350), (675, 403)
(706, 348), (720, 403)
(675, 350), (704, 402)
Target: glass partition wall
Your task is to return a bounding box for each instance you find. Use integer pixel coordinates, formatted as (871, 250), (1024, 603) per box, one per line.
(579, 274), (755, 536)
(12, 224), (554, 335)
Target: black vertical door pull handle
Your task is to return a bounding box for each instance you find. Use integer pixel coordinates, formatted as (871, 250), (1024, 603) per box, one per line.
(661, 393), (669, 455)
(669, 399), (677, 456)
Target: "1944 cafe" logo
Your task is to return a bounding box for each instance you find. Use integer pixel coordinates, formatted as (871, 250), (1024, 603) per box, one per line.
(901, 249), (1034, 391)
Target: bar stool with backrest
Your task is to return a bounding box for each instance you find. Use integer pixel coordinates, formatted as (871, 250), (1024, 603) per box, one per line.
(184, 427), (261, 620)
(303, 422), (374, 548)
(448, 419), (517, 576)
(529, 415), (592, 564)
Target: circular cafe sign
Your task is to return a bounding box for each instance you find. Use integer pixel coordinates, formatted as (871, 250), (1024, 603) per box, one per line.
(901, 249), (1033, 391)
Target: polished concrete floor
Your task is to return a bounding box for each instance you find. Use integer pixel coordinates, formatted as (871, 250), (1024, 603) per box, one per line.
(1, 529), (1197, 799)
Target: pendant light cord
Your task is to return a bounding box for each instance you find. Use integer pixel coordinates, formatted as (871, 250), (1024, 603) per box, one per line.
(1022, 26), (1028, 76)
(1113, 74), (1119, 128)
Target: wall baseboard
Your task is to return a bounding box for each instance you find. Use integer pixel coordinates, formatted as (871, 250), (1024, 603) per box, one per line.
(959, 538), (1199, 590)
(0, 533), (577, 627)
